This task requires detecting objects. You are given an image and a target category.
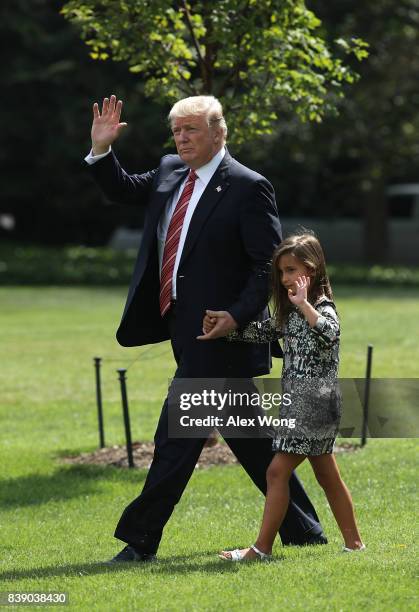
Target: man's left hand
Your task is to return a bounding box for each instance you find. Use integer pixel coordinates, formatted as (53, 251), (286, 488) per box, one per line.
(197, 310), (238, 340)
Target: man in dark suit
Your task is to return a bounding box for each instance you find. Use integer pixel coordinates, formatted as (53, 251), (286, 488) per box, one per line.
(85, 94), (326, 562)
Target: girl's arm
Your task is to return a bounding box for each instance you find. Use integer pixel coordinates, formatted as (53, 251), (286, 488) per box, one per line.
(197, 310), (283, 343)
(289, 277), (339, 347)
(309, 304), (340, 347)
(227, 316), (283, 343)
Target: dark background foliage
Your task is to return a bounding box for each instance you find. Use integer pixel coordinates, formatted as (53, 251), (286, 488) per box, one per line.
(1, 0), (418, 265)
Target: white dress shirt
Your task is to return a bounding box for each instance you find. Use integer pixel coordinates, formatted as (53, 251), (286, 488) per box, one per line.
(85, 146), (226, 298)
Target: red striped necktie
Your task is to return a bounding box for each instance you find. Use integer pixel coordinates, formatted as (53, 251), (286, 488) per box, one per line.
(159, 169), (197, 316)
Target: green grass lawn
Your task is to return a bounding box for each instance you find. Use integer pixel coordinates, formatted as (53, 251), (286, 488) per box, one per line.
(0, 286), (418, 611)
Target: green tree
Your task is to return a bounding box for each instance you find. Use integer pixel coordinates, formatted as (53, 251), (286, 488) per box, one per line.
(1, 0), (167, 245)
(304, 0), (419, 262)
(238, 0), (419, 264)
(61, 0), (367, 144)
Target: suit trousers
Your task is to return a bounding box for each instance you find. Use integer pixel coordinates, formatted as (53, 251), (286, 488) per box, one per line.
(114, 302), (324, 553)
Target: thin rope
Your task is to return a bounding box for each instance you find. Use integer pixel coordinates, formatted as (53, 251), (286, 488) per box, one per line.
(95, 344), (172, 370)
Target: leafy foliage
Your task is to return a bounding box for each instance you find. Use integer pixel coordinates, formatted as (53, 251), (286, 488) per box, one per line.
(61, 0), (367, 143)
(1, 244), (417, 286)
(297, 0), (419, 261)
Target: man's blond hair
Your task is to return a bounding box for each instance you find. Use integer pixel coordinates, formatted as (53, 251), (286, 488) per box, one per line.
(168, 95), (228, 143)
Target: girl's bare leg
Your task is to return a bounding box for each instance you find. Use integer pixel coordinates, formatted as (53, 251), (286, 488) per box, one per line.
(309, 454), (363, 549)
(220, 452), (306, 560)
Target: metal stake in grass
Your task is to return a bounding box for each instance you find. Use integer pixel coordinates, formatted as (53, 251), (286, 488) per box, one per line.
(117, 368), (134, 468)
(361, 345), (373, 447)
(94, 356), (105, 449)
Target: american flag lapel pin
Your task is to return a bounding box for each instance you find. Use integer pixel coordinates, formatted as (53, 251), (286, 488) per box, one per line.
(216, 185), (222, 192)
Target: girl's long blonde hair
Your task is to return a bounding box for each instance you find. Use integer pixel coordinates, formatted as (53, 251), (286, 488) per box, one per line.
(272, 231), (333, 328)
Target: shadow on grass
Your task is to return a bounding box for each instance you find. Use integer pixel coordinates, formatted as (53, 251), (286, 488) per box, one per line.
(0, 464), (147, 508)
(0, 551), (286, 581)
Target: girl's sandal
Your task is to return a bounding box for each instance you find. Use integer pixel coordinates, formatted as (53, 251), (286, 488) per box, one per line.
(219, 544), (272, 562)
(342, 544), (366, 552)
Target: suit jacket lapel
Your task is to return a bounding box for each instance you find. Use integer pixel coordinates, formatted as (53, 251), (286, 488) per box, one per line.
(178, 151), (231, 270)
(150, 166), (189, 227)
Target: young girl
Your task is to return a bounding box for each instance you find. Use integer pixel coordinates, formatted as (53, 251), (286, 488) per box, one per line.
(199, 232), (365, 561)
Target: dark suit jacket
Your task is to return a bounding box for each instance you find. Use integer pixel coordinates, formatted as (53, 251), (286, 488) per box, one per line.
(88, 149), (282, 377)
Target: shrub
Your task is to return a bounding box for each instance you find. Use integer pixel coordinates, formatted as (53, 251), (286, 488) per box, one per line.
(0, 245), (418, 287)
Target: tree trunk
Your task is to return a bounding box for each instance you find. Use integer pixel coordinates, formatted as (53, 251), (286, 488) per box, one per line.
(363, 165), (389, 264)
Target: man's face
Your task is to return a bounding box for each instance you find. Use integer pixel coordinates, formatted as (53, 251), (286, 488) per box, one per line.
(171, 114), (222, 169)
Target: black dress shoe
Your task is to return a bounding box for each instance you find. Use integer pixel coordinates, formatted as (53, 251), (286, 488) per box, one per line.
(106, 545), (157, 564)
(303, 534), (328, 546)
